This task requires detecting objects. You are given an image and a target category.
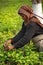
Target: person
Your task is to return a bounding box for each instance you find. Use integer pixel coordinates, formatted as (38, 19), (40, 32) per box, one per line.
(4, 5), (43, 52)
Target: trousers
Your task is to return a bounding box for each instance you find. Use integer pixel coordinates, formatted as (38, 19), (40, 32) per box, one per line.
(32, 34), (43, 52)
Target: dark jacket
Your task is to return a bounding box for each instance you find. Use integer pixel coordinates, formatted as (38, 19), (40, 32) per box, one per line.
(11, 21), (43, 49)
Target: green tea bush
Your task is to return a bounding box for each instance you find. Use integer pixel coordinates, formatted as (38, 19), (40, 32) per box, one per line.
(0, 0), (43, 65)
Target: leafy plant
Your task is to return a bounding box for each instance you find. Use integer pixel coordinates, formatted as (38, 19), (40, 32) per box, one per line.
(0, 0), (43, 65)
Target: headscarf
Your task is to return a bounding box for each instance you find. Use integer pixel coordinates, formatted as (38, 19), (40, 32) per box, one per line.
(18, 5), (32, 20)
(18, 5), (33, 14)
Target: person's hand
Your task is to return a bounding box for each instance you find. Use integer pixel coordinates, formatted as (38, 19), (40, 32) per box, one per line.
(8, 45), (14, 50)
(4, 39), (12, 48)
(4, 39), (13, 50)
(4, 45), (14, 51)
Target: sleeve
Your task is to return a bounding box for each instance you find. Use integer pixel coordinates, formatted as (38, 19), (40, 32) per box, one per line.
(11, 23), (25, 44)
(13, 22), (37, 49)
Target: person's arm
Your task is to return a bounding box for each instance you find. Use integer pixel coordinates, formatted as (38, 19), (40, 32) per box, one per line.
(12, 22), (37, 49)
(4, 22), (25, 49)
(11, 22), (26, 44)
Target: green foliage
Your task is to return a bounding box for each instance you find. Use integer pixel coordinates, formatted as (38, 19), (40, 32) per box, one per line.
(0, 0), (43, 65)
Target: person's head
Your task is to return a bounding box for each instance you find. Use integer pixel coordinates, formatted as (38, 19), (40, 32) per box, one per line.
(18, 5), (33, 22)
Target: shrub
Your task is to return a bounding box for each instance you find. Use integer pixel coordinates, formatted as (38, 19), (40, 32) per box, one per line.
(0, 0), (43, 65)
